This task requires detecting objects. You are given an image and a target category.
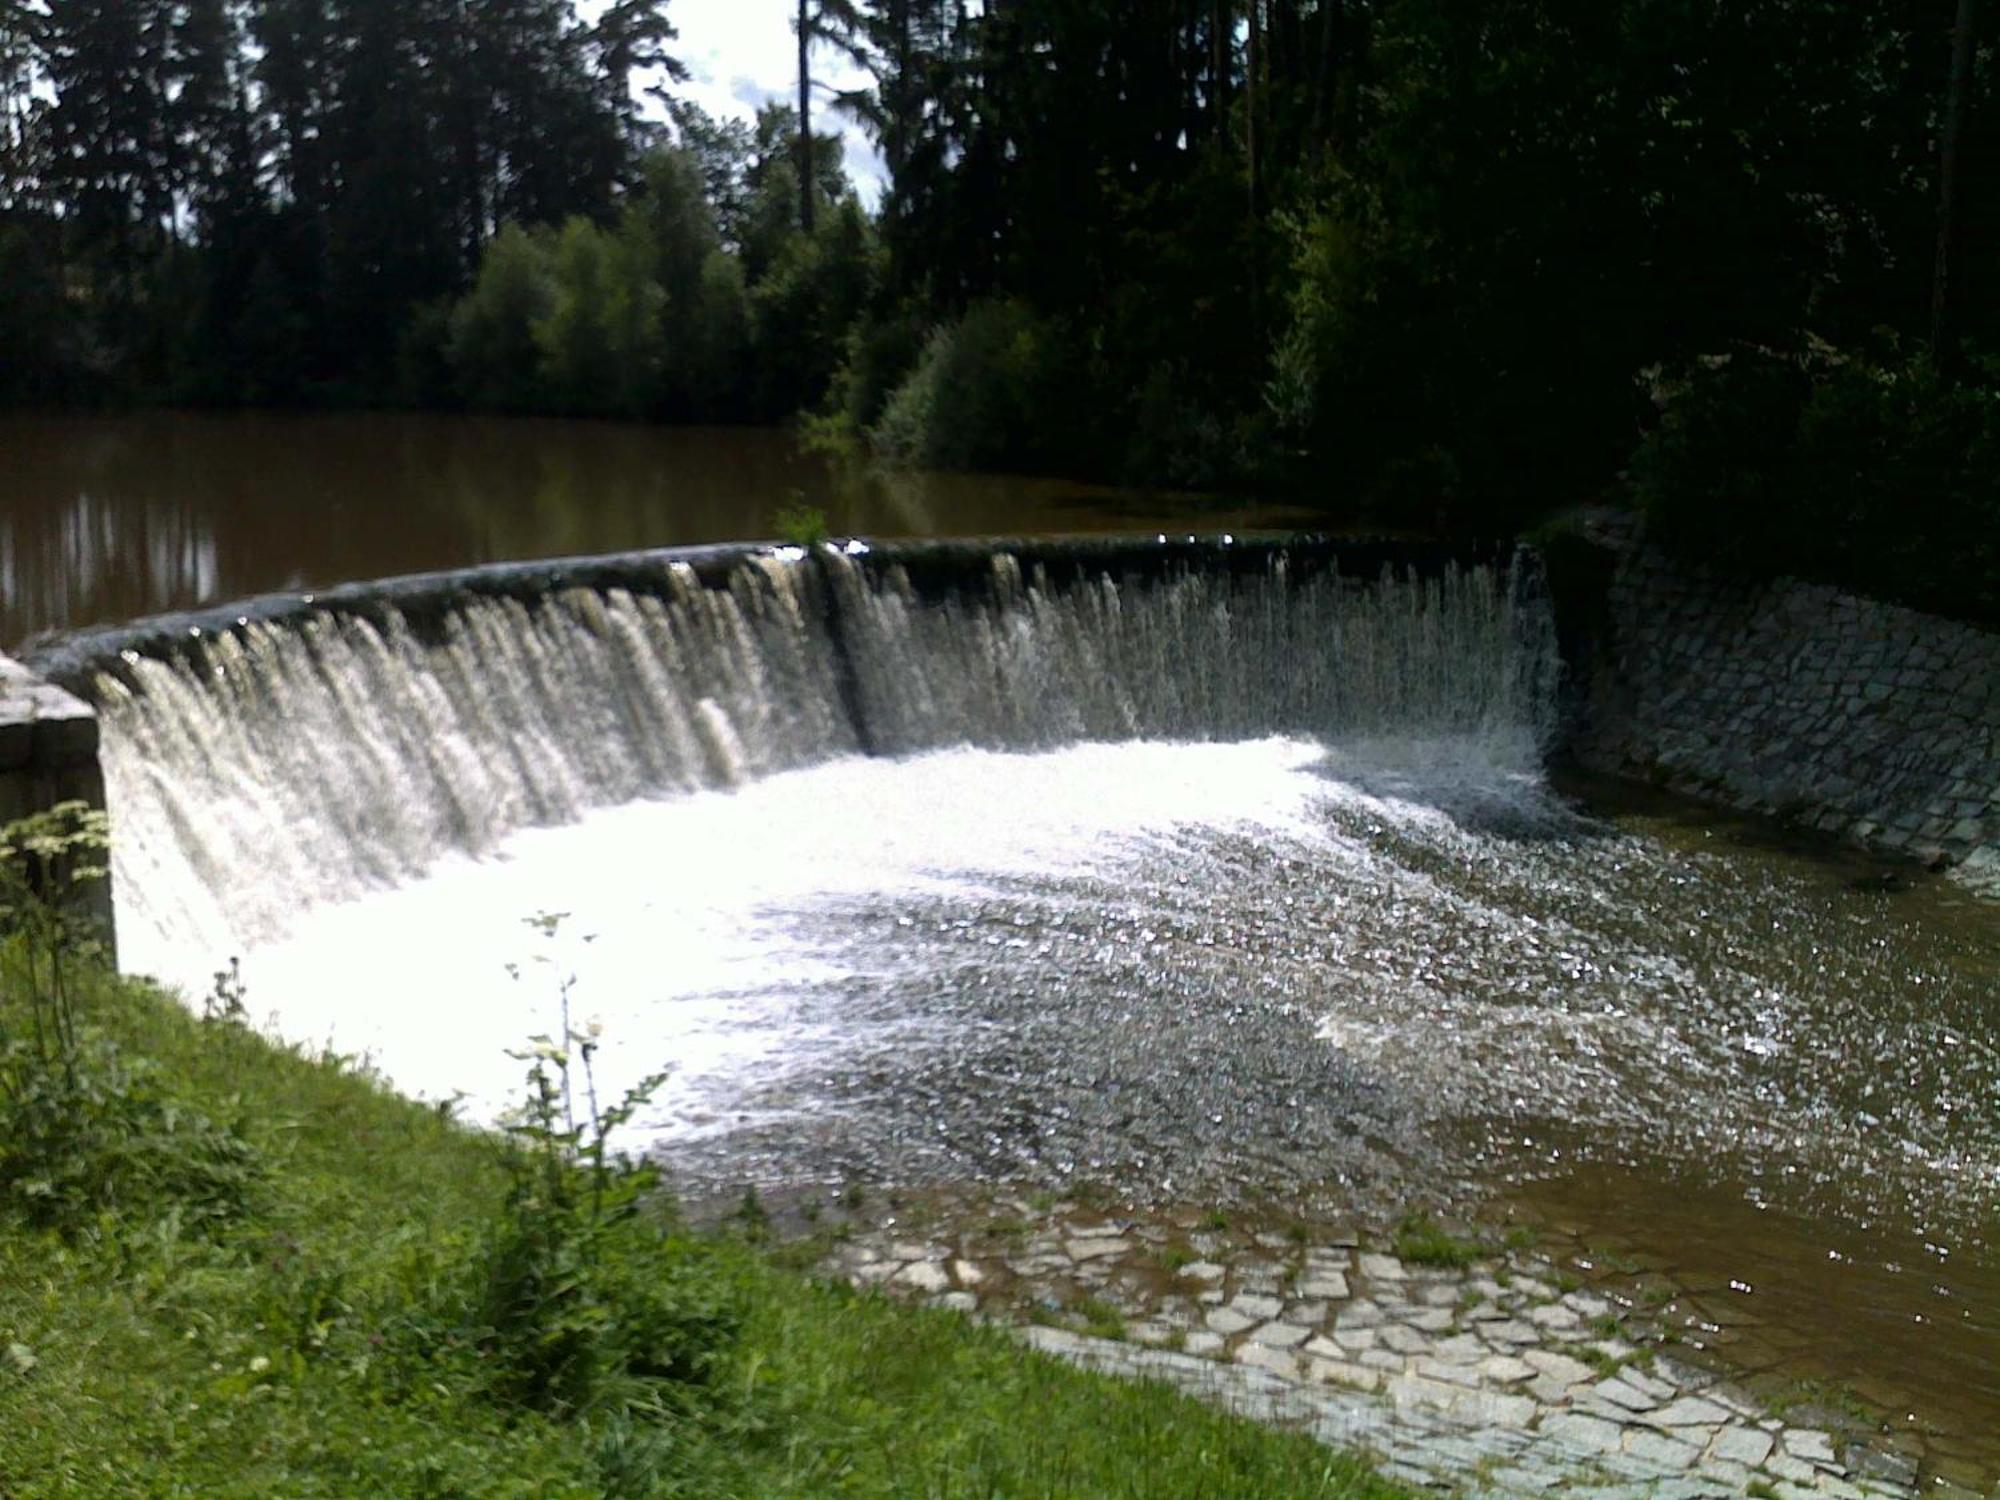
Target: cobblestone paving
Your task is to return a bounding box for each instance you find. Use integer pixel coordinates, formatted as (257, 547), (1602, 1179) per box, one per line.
(812, 1196), (1976, 1498)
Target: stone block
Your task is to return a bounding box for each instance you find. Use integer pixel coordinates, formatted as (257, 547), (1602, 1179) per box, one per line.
(1246, 1321), (1310, 1350)
(1707, 1424), (1774, 1467)
(1539, 1411), (1625, 1457)
(1232, 1342), (1301, 1378)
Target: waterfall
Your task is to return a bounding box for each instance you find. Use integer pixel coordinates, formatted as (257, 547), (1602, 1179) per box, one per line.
(85, 546), (1557, 964)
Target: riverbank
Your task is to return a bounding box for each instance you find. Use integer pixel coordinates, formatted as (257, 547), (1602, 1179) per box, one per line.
(0, 957), (1407, 1498)
(779, 1186), (1949, 1498)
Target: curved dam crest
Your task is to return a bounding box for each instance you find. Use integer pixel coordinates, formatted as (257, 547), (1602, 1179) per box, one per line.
(25, 535), (1554, 962)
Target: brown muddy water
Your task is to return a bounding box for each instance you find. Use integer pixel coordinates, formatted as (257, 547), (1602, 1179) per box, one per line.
(1499, 780), (2000, 1485)
(0, 411), (1309, 646)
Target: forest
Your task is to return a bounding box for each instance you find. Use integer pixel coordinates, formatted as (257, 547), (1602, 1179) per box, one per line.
(1, 1), (1997, 618)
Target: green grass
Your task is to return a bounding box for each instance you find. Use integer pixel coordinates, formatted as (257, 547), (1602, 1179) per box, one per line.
(1070, 1294), (1128, 1341)
(1766, 1378), (1871, 1426)
(1390, 1215), (1485, 1270)
(0, 970), (1412, 1499)
(1579, 1345), (1629, 1378)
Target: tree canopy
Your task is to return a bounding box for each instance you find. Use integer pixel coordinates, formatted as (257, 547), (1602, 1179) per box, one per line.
(2, 1), (1995, 608)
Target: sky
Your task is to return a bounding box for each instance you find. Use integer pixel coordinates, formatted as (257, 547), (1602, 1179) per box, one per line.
(584, 0), (887, 203)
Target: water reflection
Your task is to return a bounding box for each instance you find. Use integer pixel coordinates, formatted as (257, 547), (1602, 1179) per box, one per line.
(1507, 1165), (2000, 1480)
(0, 411), (1311, 645)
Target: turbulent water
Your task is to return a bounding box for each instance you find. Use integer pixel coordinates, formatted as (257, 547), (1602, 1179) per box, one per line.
(83, 544), (2000, 1451)
(99, 551), (1552, 961)
(91, 549), (1997, 1231)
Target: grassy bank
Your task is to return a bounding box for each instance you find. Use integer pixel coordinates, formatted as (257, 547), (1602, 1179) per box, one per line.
(0, 931), (1405, 1497)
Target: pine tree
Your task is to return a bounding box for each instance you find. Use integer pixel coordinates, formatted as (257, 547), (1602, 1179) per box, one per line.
(0, 0), (44, 213)
(41, 0), (176, 266)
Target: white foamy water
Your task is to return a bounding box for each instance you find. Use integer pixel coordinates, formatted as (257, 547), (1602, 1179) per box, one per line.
(99, 552), (1552, 966)
(128, 737), (1342, 1132)
(89, 547), (2000, 1241)
(94, 546), (1565, 1156)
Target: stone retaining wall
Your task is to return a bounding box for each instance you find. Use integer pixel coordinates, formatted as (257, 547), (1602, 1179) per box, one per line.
(0, 651), (113, 949)
(1562, 514), (2000, 876)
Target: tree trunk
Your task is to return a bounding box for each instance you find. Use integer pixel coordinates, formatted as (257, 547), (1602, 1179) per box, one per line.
(1247, 0), (1261, 214)
(798, 0), (815, 234)
(1211, 0), (1229, 137)
(1311, 0), (1340, 143)
(1932, 0), (1979, 373)
(1247, 0), (1261, 323)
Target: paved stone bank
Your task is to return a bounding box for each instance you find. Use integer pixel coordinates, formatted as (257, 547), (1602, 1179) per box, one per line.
(1561, 515), (2000, 883)
(812, 1194), (1967, 1497)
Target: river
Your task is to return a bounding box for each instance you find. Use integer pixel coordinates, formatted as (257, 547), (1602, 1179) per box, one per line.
(0, 411), (1311, 646)
(7, 413), (1997, 1486)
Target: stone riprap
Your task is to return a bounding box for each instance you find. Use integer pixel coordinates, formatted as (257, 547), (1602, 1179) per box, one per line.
(819, 1197), (1954, 1498)
(1563, 515), (2000, 881)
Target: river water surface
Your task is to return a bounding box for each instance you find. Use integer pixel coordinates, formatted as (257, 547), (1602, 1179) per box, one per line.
(0, 412), (1308, 645)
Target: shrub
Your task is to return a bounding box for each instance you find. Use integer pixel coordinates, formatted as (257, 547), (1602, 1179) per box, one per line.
(393, 296), (457, 408)
(1634, 347), (2000, 623)
(747, 198), (879, 421)
(1125, 359), (1284, 490)
(448, 225), (557, 413)
(674, 249), (752, 420)
(1629, 349), (1814, 567)
(0, 805), (259, 1236)
(0, 223), (84, 404)
(535, 217), (664, 419)
(774, 503), (830, 547)
(869, 297), (1094, 474)
(821, 303), (929, 438)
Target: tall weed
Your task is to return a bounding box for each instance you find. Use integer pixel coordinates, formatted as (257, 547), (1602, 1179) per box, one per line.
(0, 804), (259, 1236)
(456, 915), (738, 1418)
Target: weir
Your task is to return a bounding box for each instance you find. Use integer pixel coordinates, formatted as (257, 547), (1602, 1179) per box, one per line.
(14, 534), (2000, 1488)
(13, 534), (1552, 967)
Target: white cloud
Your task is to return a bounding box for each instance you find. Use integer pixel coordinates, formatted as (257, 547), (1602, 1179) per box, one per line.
(582, 0), (886, 204)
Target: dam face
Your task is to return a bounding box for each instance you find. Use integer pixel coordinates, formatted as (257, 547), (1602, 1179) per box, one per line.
(29, 537), (1552, 964)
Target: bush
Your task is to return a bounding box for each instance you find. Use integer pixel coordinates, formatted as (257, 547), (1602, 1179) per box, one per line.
(393, 296), (457, 408)
(0, 223), (84, 404)
(674, 249), (751, 420)
(869, 297), (1095, 474)
(535, 218), (664, 419)
(747, 198), (879, 421)
(1634, 347), (2000, 623)
(1125, 359), (1282, 490)
(0, 805), (259, 1236)
(821, 303), (929, 438)
(449, 225), (557, 413)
